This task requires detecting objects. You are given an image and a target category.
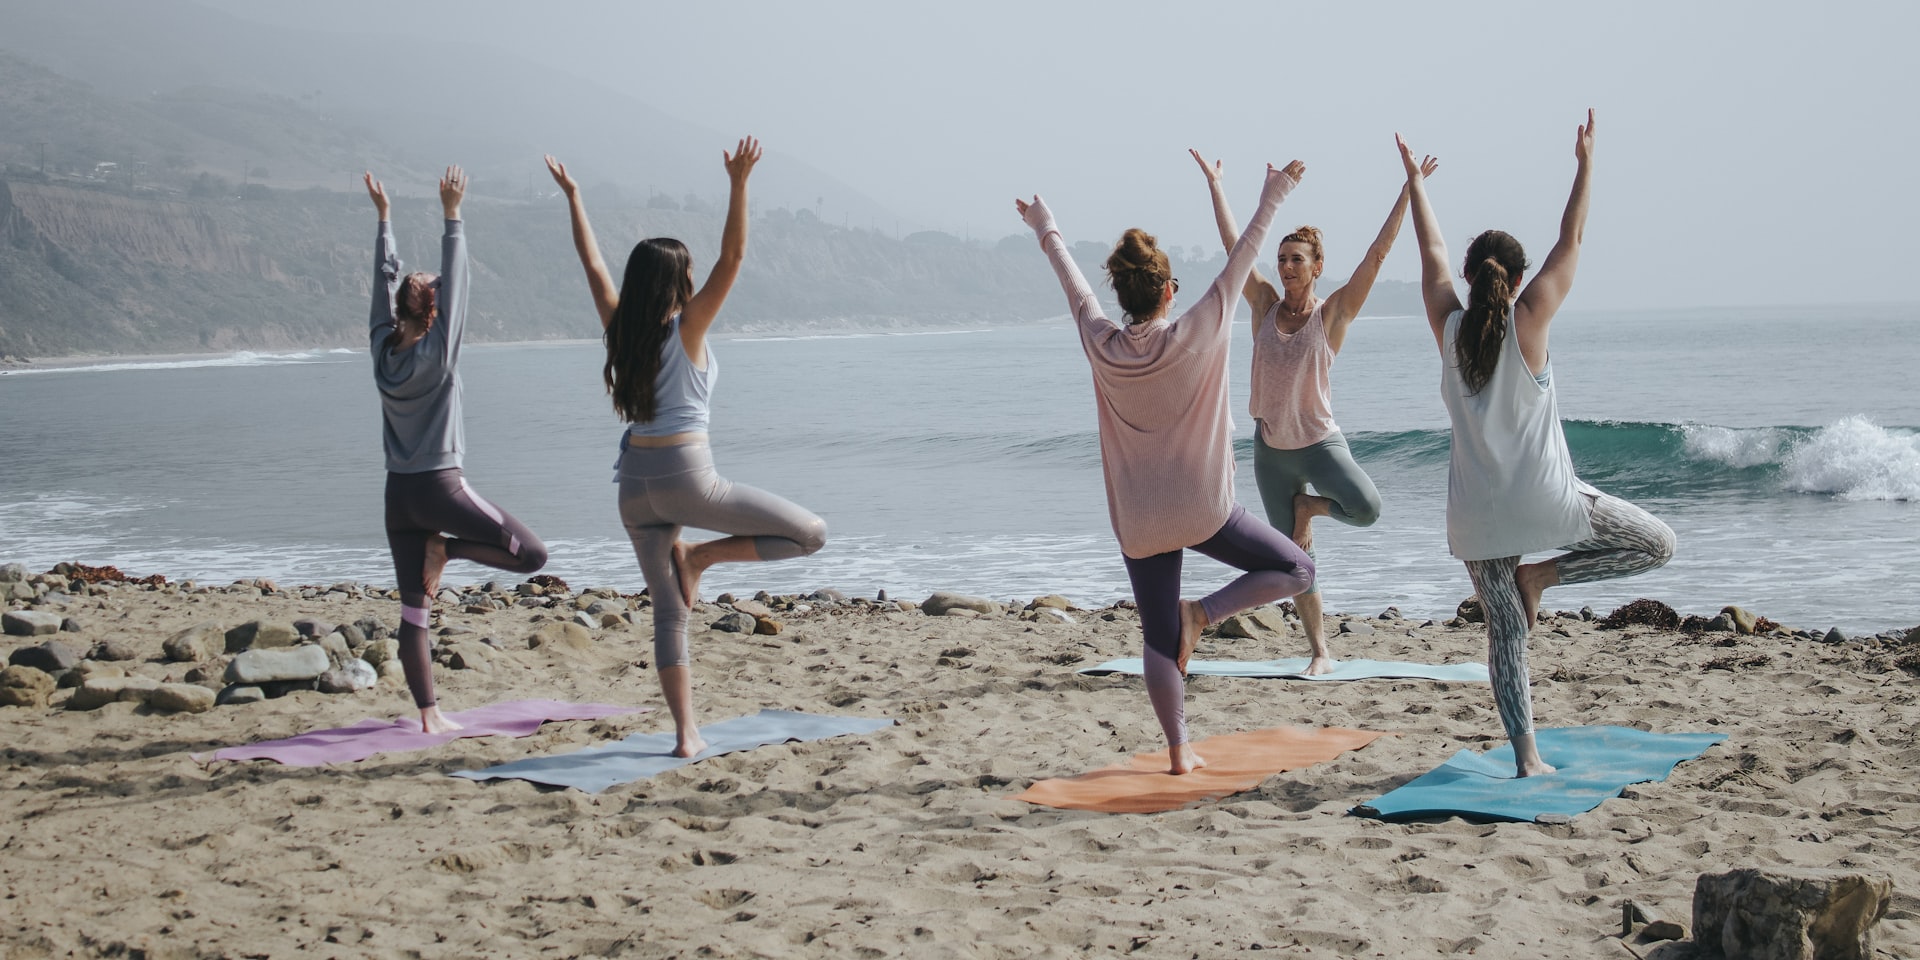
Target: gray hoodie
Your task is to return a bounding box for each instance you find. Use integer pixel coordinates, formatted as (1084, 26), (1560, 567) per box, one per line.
(368, 219), (467, 473)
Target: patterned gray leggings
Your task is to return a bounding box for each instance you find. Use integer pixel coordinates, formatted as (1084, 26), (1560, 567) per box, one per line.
(1464, 487), (1676, 739)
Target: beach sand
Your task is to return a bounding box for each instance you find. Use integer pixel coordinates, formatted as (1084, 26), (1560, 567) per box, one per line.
(3, 575), (1916, 959)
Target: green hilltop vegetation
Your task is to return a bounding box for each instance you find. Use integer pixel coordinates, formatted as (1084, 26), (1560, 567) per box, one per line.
(0, 50), (1418, 359)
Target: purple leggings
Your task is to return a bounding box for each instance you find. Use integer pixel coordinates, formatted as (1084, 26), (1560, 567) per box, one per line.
(1122, 504), (1315, 746)
(385, 468), (548, 708)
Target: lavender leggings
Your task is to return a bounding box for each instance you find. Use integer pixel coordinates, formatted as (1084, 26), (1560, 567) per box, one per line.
(385, 468), (548, 708)
(1123, 504), (1316, 747)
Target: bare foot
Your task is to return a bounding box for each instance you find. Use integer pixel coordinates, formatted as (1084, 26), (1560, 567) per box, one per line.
(1512, 733), (1555, 777)
(1515, 559), (1559, 628)
(420, 705), (463, 734)
(671, 540), (700, 606)
(1292, 493), (1331, 551)
(422, 533), (449, 598)
(1176, 599), (1208, 677)
(672, 730), (708, 759)
(1304, 654), (1336, 677)
(1516, 758), (1559, 778)
(1169, 742), (1208, 775)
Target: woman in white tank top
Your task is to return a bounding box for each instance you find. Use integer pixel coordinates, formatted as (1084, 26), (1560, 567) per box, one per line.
(1188, 149), (1436, 676)
(1399, 112), (1675, 778)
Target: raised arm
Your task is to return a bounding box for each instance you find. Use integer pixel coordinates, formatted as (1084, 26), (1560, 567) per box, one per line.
(544, 155), (619, 329)
(364, 172), (401, 336)
(1189, 149), (1279, 318)
(1015, 195), (1108, 338)
(680, 136), (760, 353)
(435, 166), (470, 354)
(1191, 161), (1299, 340)
(1515, 109), (1595, 346)
(1321, 156), (1439, 352)
(1397, 134), (1459, 350)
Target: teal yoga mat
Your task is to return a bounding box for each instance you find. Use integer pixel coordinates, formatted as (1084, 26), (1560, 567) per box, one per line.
(1354, 725), (1726, 823)
(451, 709), (895, 793)
(1080, 657), (1490, 682)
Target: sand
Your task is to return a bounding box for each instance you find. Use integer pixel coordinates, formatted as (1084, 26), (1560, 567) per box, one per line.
(3, 576), (1917, 959)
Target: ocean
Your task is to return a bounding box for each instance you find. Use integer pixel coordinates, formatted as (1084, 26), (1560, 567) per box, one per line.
(2, 303), (1916, 634)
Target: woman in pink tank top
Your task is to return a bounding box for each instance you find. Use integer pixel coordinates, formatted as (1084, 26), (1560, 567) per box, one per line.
(1190, 149), (1437, 675)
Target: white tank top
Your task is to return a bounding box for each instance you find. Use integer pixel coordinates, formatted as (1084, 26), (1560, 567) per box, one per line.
(1249, 300), (1338, 449)
(1440, 308), (1592, 560)
(626, 314), (716, 437)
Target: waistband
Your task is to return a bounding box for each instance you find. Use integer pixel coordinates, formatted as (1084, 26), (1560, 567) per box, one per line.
(612, 431), (713, 482)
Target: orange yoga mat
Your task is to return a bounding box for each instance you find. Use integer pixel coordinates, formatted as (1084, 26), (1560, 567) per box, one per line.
(1013, 726), (1389, 814)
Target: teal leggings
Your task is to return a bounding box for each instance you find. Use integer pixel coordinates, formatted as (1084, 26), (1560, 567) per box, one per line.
(1251, 429), (1382, 595)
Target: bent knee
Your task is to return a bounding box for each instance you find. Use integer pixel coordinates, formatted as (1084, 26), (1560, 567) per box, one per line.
(514, 539), (550, 573)
(1343, 500), (1382, 528)
(795, 517), (828, 557)
(1647, 521), (1677, 567)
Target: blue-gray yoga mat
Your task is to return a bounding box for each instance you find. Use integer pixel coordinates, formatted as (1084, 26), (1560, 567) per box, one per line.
(1080, 657), (1490, 683)
(1354, 725), (1726, 823)
(451, 709), (896, 793)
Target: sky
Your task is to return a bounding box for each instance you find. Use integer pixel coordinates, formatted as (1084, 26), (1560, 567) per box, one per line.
(165, 1), (1920, 308)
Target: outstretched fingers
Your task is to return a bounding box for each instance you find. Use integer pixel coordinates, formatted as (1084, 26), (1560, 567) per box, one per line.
(543, 154), (574, 191)
(1395, 133), (1423, 179)
(1279, 159), (1306, 181)
(1188, 148), (1222, 181)
(363, 171), (387, 206)
(724, 135), (763, 180)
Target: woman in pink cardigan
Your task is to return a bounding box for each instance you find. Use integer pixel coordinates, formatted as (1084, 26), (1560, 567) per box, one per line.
(1015, 160), (1315, 774)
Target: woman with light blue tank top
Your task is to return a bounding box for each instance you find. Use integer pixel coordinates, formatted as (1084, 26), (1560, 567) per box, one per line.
(546, 140), (826, 760)
(1191, 150), (1438, 675)
(1399, 113), (1675, 778)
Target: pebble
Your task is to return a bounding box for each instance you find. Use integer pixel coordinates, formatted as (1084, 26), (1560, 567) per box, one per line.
(225, 645), (330, 684)
(442, 643), (493, 672)
(1378, 606), (1402, 620)
(147, 683), (216, 714)
(8, 640), (82, 674)
(2, 610), (63, 637)
(292, 618), (335, 639)
(0, 563), (25, 582)
(921, 592), (1001, 617)
(216, 685), (266, 706)
(1339, 621), (1377, 636)
(336, 623), (367, 650)
(711, 611), (758, 634)
(570, 611), (599, 630)
(68, 676), (159, 711)
(526, 621), (592, 652)
(317, 660), (378, 693)
(1822, 627), (1847, 645)
(810, 588), (848, 602)
(89, 640), (139, 662)
(730, 598), (773, 619)
(224, 620), (299, 653)
(60, 617), (83, 633)
(353, 617), (390, 641)
(1030, 594), (1075, 611)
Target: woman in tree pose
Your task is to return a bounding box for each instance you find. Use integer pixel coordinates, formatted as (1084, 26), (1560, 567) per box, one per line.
(1398, 111), (1674, 776)
(546, 139), (826, 758)
(1015, 160), (1315, 775)
(365, 166), (549, 733)
(1189, 149), (1437, 675)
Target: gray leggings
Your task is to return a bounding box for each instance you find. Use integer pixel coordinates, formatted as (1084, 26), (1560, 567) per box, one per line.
(617, 441), (827, 668)
(1252, 429), (1382, 595)
(1464, 486), (1676, 739)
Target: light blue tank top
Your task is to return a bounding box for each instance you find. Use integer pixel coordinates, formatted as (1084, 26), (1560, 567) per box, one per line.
(626, 315), (716, 437)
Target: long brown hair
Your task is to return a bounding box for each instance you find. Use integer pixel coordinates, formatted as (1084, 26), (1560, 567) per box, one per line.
(1456, 231), (1529, 395)
(1104, 228), (1171, 323)
(605, 238), (695, 423)
(394, 272), (438, 338)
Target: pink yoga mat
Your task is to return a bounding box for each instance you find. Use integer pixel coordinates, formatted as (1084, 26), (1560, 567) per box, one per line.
(193, 699), (647, 766)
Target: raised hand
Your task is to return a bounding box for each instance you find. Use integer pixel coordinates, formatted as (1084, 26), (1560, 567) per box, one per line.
(363, 172), (389, 219)
(1189, 148), (1223, 184)
(543, 154), (578, 196)
(1273, 159), (1306, 183)
(1396, 134), (1425, 181)
(723, 136), (762, 183)
(1421, 155), (1440, 179)
(439, 165), (467, 218)
(1014, 195), (1051, 230)
(1575, 108), (1596, 164)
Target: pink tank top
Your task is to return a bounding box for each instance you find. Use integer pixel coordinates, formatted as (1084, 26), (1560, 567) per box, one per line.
(1249, 299), (1338, 449)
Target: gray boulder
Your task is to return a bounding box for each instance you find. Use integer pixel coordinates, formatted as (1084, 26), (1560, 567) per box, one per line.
(216, 685), (266, 706)
(1822, 627), (1847, 645)
(163, 622), (223, 663)
(224, 620), (299, 654)
(224, 645), (330, 685)
(0, 563), (26, 582)
(352, 617), (389, 641)
(711, 611), (758, 634)
(1693, 867), (1891, 960)
(147, 683), (217, 714)
(921, 592), (1001, 617)
(9, 640), (82, 674)
(292, 618), (335, 640)
(318, 631), (353, 667)
(3, 610), (63, 637)
(336, 623), (367, 651)
(316, 660), (377, 693)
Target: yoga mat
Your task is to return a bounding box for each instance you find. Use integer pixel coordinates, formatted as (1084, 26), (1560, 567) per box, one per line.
(1080, 657), (1490, 683)
(194, 699), (646, 766)
(1354, 725), (1727, 823)
(452, 709), (897, 793)
(1014, 725), (1388, 814)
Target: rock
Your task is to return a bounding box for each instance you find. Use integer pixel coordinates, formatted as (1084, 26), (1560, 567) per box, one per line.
(1693, 867), (1892, 960)
(1456, 596), (1485, 623)
(941, 608), (981, 619)
(586, 599), (627, 616)
(9, 640), (82, 674)
(336, 623), (368, 650)
(292, 618), (335, 640)
(438, 623), (473, 637)
(376, 660), (405, 685)
(1030, 594), (1074, 611)
(517, 582), (546, 597)
(1216, 613), (1264, 639)
(569, 611), (599, 630)
(361, 637), (400, 667)
(1705, 613), (1736, 632)
(527, 621), (593, 652)
(317, 660), (378, 693)
(224, 620), (299, 654)
(1641, 919), (1687, 941)
(1032, 608), (1075, 625)
(1822, 627), (1847, 645)
(216, 685), (265, 706)
(1580, 605), (1595, 622)
(60, 617), (83, 632)
(876, 589), (888, 602)
(88, 639), (139, 662)
(754, 617), (784, 636)
(64, 660), (127, 687)
(443, 643), (493, 672)
(810, 588), (848, 602)
(0, 665), (57, 707)
(318, 631), (353, 667)
(1621, 900), (1654, 936)
(224, 645), (331, 685)
(921, 592), (1002, 618)
(1722, 605), (1759, 635)
(714, 592), (736, 605)
(3, 610), (63, 636)
(67, 676), (159, 710)
(597, 613), (627, 629)
(711, 611), (758, 634)
(182, 661), (227, 688)
(0, 563), (25, 582)
(162, 622), (222, 662)
(147, 683), (216, 714)
(1339, 620), (1377, 636)
(260, 678), (317, 698)
(1378, 606), (1402, 620)
(730, 598), (773, 619)
(353, 617), (389, 641)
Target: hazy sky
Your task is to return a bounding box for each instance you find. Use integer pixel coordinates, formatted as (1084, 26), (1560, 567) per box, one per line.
(193, 1), (1919, 309)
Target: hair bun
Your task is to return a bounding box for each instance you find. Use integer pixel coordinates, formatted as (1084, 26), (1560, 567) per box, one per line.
(1105, 228), (1173, 320)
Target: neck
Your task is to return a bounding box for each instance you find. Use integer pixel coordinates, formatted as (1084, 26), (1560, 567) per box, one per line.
(1281, 287), (1316, 311)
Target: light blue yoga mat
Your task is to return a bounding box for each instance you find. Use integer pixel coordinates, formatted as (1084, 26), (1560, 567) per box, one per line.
(1354, 725), (1726, 823)
(1080, 657), (1490, 683)
(451, 709), (896, 793)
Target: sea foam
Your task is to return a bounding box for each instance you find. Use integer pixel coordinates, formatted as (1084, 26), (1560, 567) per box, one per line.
(1779, 416), (1920, 501)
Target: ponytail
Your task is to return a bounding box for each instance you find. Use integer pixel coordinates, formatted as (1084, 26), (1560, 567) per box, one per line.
(1456, 231), (1529, 395)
